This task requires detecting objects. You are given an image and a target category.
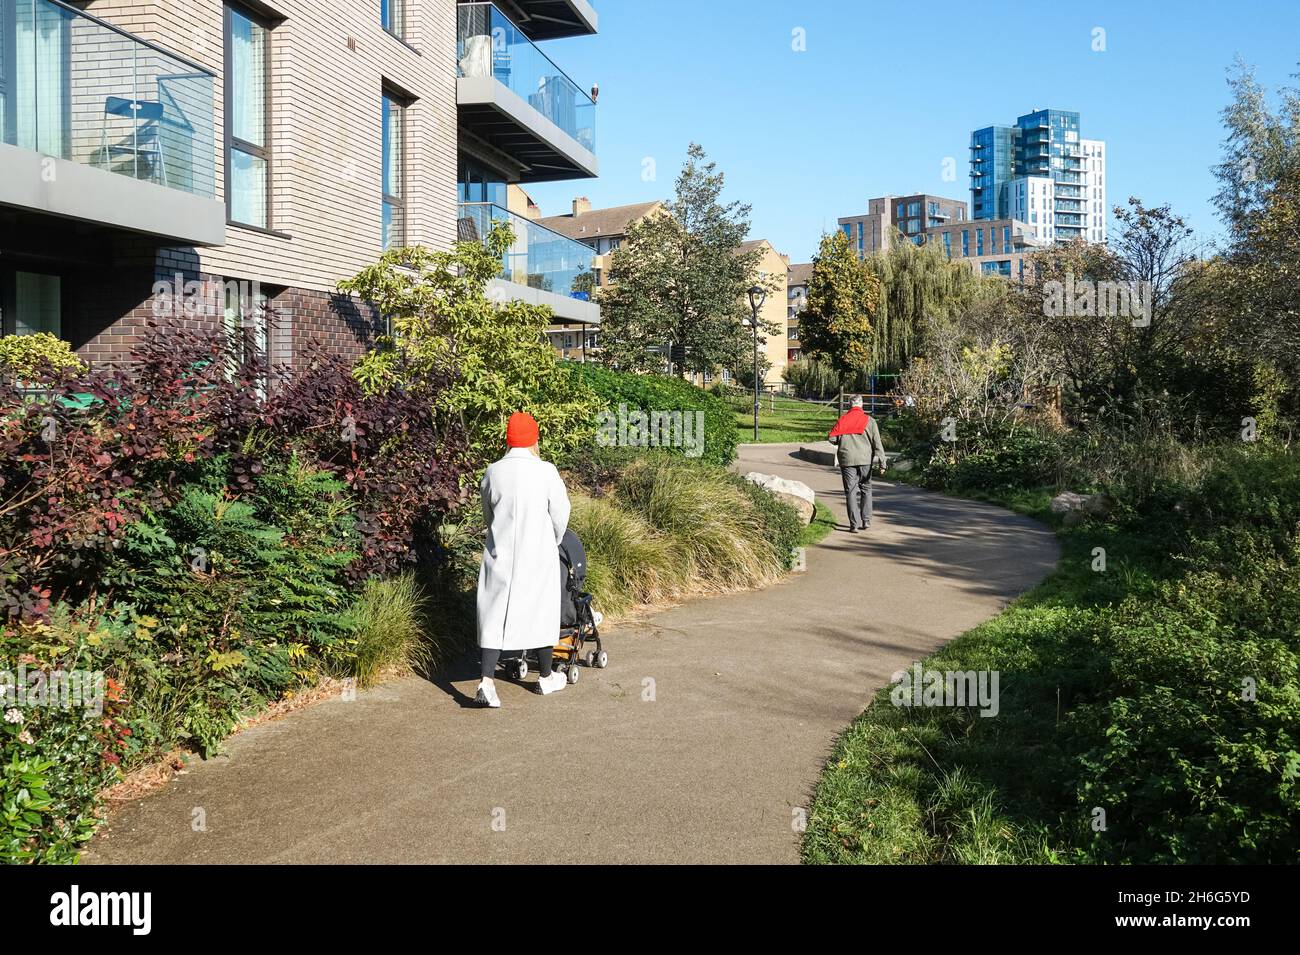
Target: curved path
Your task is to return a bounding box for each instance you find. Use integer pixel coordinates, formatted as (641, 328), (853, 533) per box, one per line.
(85, 444), (1058, 865)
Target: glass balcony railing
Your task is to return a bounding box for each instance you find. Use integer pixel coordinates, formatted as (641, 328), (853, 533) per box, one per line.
(1, 0), (216, 197)
(458, 202), (595, 300)
(456, 1), (596, 152)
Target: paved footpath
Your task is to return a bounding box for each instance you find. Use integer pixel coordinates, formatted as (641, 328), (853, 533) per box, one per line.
(85, 443), (1058, 865)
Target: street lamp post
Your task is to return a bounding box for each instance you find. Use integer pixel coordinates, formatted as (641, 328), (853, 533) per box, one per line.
(746, 285), (766, 442)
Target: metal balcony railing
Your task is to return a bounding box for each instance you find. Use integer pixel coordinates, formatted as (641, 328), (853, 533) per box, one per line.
(456, 1), (595, 152)
(1, 0), (216, 197)
(458, 201), (595, 299)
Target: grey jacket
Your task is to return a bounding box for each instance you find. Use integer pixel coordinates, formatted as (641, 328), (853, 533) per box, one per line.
(832, 417), (887, 469)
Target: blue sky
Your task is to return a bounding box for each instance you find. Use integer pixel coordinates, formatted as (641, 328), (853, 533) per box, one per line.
(526, 0), (1300, 264)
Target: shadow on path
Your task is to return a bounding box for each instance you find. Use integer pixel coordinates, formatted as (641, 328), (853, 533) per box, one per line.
(83, 443), (1059, 865)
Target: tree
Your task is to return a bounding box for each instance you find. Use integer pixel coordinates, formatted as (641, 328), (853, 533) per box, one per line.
(866, 233), (982, 372)
(339, 224), (599, 466)
(902, 280), (1057, 427)
(799, 230), (881, 385)
(1007, 198), (1239, 433)
(1211, 59), (1300, 409)
(598, 144), (762, 377)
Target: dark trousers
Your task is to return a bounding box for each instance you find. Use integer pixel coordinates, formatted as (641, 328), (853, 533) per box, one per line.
(840, 464), (874, 529)
(480, 646), (553, 680)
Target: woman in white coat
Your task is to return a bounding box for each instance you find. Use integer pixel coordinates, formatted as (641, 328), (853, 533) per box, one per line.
(475, 412), (572, 708)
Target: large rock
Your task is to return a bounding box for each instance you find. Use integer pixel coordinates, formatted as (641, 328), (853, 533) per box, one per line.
(1050, 491), (1111, 526)
(745, 472), (816, 525)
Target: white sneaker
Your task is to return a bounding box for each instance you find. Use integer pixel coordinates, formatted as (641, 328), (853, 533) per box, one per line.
(592, 610), (604, 627)
(536, 671), (567, 695)
(475, 679), (501, 708)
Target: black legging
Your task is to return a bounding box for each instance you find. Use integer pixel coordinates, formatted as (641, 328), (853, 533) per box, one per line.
(481, 646), (552, 680)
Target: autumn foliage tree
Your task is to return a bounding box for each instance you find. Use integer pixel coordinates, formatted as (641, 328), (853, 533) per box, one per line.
(799, 230), (882, 386)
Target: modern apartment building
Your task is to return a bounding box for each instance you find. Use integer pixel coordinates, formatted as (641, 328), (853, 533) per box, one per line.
(970, 108), (1106, 244)
(837, 193), (967, 258)
(921, 217), (1050, 279)
(0, 0), (600, 368)
(536, 197), (664, 288)
(534, 196), (661, 359)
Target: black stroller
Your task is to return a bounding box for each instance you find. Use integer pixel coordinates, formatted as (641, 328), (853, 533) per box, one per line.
(498, 529), (607, 684)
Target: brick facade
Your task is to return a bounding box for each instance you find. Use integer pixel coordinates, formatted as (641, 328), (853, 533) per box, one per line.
(63, 262), (381, 372)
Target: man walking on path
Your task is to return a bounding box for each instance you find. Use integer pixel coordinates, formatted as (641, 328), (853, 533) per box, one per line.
(475, 412), (572, 707)
(829, 395), (887, 532)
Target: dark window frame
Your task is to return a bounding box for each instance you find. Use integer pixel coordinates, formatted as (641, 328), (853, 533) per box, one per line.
(224, 2), (274, 229)
(381, 0), (405, 40)
(381, 84), (411, 250)
(0, 267), (63, 339)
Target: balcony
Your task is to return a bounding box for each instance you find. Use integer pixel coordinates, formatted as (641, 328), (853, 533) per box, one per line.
(457, 2), (597, 182)
(505, 0), (598, 40)
(458, 201), (599, 323)
(0, 0), (223, 246)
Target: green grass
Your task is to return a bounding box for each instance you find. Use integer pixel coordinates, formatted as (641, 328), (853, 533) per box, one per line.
(801, 488), (1181, 864)
(798, 501), (837, 548)
(568, 454), (801, 617)
(726, 392), (839, 444)
(346, 574), (430, 686)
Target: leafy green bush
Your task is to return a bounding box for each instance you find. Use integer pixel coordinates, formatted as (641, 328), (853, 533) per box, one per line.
(344, 227), (599, 465)
(0, 333), (84, 383)
(565, 364), (738, 467)
(805, 442), (1300, 865)
(913, 418), (1063, 493)
(1069, 562), (1300, 862)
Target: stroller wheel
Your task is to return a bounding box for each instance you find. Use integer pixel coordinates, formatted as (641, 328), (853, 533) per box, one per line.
(584, 650), (597, 668)
(594, 649), (609, 669)
(566, 665), (581, 685)
(516, 658), (528, 680)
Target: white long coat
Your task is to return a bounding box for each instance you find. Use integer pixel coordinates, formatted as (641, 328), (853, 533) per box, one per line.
(476, 448), (572, 651)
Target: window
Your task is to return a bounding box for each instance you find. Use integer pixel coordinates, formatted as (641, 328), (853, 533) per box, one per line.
(976, 229), (984, 256)
(382, 92), (406, 249)
(1003, 225), (1011, 252)
(961, 230), (969, 256)
(9, 6), (69, 157)
(2, 271), (61, 337)
(226, 5), (271, 228)
(223, 279), (270, 396)
(381, 0), (404, 37)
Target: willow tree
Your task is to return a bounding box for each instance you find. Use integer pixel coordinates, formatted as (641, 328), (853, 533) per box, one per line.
(866, 233), (981, 371)
(800, 230), (881, 384)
